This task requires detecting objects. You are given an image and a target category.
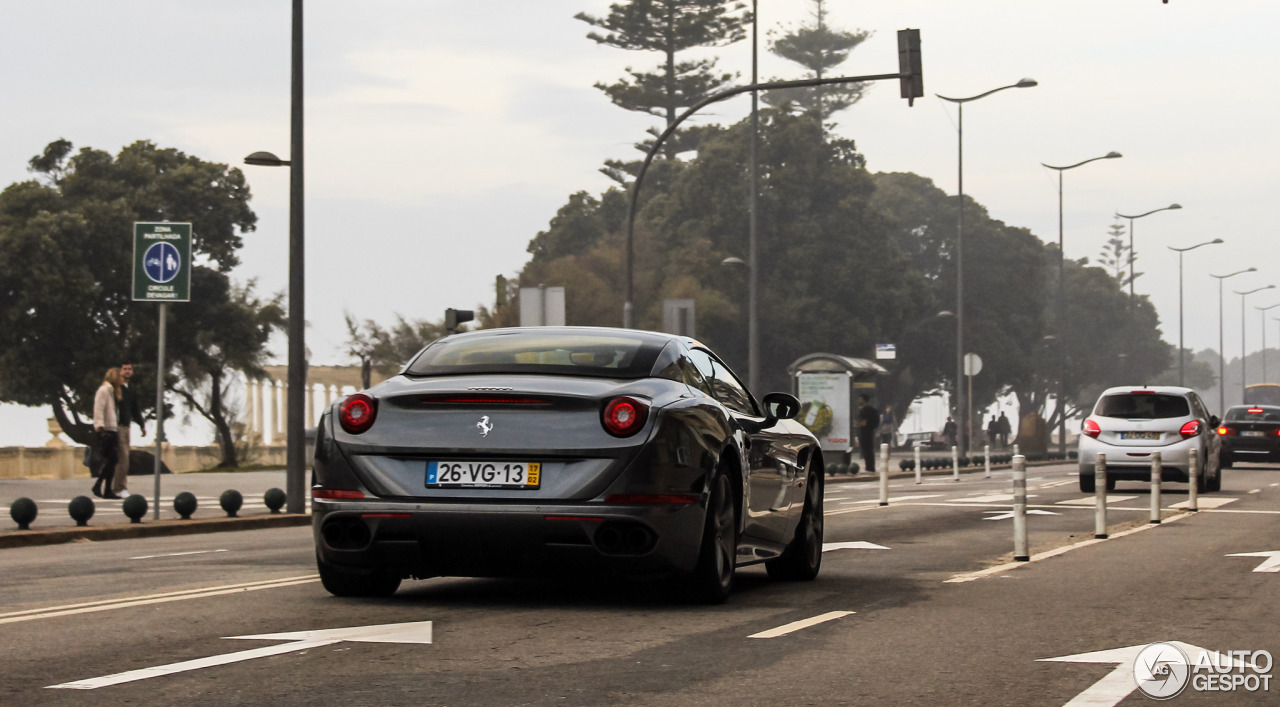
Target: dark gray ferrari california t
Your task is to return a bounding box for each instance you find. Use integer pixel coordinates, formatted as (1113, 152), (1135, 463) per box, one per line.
(311, 326), (824, 603)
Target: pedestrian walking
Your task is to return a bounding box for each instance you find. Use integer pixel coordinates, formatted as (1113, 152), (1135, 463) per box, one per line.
(942, 416), (957, 450)
(92, 367), (123, 499)
(987, 415), (998, 449)
(856, 394), (880, 473)
(113, 362), (147, 495)
(997, 411), (1011, 449)
(879, 406), (896, 449)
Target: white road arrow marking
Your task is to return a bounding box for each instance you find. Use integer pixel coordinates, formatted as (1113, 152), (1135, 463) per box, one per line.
(47, 621), (433, 690)
(1227, 550), (1280, 572)
(984, 509), (1060, 521)
(1040, 641), (1227, 707)
(822, 541), (890, 552)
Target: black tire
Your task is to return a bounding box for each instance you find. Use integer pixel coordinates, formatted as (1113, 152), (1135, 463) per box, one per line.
(686, 473), (737, 604)
(1206, 463), (1222, 492)
(766, 466), (824, 581)
(317, 554), (401, 598)
(1079, 472), (1095, 493)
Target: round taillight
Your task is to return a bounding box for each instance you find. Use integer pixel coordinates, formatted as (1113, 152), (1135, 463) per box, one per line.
(1179, 420), (1201, 439)
(339, 394), (377, 434)
(1083, 419), (1101, 438)
(602, 397), (648, 437)
(1217, 426), (1229, 436)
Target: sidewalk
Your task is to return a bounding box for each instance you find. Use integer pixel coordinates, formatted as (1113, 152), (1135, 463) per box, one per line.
(1, 470), (310, 547)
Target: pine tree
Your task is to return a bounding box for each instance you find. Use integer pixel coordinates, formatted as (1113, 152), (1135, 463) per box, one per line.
(1097, 218), (1136, 288)
(762, 0), (870, 121)
(577, 0), (750, 180)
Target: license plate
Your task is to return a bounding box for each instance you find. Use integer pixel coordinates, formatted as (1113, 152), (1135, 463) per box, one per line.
(426, 461), (541, 489)
(1120, 432), (1160, 440)
(1242, 431), (1266, 437)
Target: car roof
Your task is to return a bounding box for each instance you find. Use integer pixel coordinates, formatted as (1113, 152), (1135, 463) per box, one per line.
(447, 326), (682, 346)
(1098, 386), (1197, 397)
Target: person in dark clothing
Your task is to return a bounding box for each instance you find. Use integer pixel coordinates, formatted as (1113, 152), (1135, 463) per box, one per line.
(997, 412), (1011, 449)
(942, 416), (957, 449)
(856, 394), (880, 473)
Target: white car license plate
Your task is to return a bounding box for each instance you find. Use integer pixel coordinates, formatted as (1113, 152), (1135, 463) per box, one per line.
(426, 461), (541, 489)
(1242, 430), (1266, 437)
(1120, 432), (1160, 440)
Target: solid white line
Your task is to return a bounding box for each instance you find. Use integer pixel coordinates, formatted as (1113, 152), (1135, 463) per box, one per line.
(130, 549), (228, 560)
(749, 611), (854, 639)
(944, 512), (1195, 583)
(1248, 489), (1262, 494)
(0, 575), (319, 624)
(47, 639), (339, 689)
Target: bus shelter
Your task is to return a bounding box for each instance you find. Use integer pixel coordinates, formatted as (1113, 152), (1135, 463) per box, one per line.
(787, 353), (888, 471)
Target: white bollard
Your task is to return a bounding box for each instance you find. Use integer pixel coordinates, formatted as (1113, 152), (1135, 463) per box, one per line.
(914, 444), (922, 485)
(1150, 451), (1162, 524)
(1012, 454), (1029, 561)
(878, 444), (890, 506)
(1013, 443), (1020, 457)
(952, 445), (960, 482)
(984, 444), (991, 478)
(1094, 453), (1108, 539)
(1188, 448), (1199, 512)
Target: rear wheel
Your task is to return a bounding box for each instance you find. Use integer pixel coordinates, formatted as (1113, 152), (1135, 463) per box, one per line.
(317, 554), (401, 598)
(686, 473), (737, 604)
(766, 465), (823, 581)
(1079, 472), (1095, 493)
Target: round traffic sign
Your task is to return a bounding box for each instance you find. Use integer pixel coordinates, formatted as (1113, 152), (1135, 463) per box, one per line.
(963, 352), (983, 377)
(143, 242), (181, 284)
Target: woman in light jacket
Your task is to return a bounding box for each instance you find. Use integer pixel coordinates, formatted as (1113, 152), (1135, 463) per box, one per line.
(92, 368), (122, 499)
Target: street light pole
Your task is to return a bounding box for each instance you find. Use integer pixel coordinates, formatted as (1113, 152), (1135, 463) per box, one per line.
(1168, 239), (1223, 386)
(747, 0), (759, 393)
(1211, 268), (1255, 414)
(1116, 203), (1181, 378)
(1235, 285), (1276, 404)
(243, 0), (305, 514)
(1257, 303), (1280, 384)
(936, 79), (1036, 454)
(1042, 151), (1122, 454)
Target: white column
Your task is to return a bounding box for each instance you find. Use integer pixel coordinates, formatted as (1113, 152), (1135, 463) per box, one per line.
(274, 381), (284, 439)
(306, 383), (316, 428)
(253, 379), (264, 443)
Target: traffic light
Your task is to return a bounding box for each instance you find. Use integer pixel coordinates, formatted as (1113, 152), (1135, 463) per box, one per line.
(897, 29), (923, 106)
(445, 308), (474, 335)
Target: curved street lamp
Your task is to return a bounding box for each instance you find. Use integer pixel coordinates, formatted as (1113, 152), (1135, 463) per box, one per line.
(1235, 284), (1276, 402)
(1116, 203), (1181, 377)
(1257, 303), (1280, 384)
(1211, 268), (1256, 414)
(1042, 151), (1122, 452)
(936, 78), (1037, 454)
(1168, 239), (1223, 386)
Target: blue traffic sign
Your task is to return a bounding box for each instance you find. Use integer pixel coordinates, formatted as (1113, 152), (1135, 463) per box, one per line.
(143, 242), (181, 283)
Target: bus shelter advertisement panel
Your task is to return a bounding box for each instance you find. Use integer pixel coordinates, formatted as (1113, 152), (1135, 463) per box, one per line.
(798, 373), (850, 452)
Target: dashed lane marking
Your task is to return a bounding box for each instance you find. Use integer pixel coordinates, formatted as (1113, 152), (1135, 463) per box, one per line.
(841, 494), (944, 505)
(749, 611), (854, 639)
(129, 550), (228, 560)
(1169, 497), (1237, 510)
(1056, 496), (1138, 506)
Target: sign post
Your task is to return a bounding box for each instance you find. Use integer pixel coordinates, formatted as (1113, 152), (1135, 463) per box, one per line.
(133, 222), (191, 519)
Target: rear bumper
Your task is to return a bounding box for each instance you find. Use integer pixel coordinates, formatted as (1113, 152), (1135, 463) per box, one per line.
(312, 498), (706, 580)
(1077, 437), (1201, 479)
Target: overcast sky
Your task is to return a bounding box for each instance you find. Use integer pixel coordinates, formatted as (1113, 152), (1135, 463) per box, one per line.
(3, 0), (1278, 445)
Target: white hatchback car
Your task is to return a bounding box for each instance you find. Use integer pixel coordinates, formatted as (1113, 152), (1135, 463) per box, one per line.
(1077, 386), (1221, 493)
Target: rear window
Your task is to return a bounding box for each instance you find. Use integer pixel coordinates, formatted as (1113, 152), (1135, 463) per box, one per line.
(404, 331), (665, 378)
(1094, 393), (1190, 420)
(1226, 406), (1280, 422)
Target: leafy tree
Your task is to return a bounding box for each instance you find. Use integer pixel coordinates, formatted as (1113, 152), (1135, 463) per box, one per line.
(577, 0), (750, 178)
(0, 139), (257, 445)
(169, 273), (284, 467)
(763, 0), (870, 120)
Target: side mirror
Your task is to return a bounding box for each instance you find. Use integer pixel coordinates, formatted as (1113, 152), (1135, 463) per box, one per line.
(763, 392), (800, 421)
(1209, 415), (1220, 429)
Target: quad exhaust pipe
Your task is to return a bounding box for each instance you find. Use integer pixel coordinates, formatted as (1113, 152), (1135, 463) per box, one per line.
(594, 522), (656, 555)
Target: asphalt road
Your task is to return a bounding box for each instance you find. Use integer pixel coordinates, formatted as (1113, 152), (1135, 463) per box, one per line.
(2, 462), (1277, 705)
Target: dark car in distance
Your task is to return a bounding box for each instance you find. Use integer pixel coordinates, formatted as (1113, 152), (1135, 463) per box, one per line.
(310, 327), (825, 603)
(1217, 404), (1280, 467)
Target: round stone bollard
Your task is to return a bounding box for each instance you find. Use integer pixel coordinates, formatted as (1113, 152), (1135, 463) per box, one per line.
(263, 488), (286, 513)
(68, 496), (95, 527)
(220, 490), (244, 518)
(173, 492), (198, 520)
(122, 494), (148, 524)
(10, 497), (37, 530)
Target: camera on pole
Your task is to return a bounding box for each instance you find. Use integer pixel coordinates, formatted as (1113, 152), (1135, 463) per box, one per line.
(897, 29), (923, 106)
(445, 308), (474, 335)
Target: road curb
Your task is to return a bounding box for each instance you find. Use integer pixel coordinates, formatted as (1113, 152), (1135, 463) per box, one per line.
(0, 513), (312, 549)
